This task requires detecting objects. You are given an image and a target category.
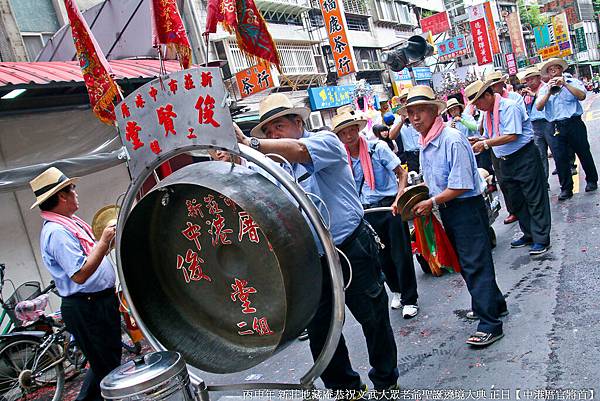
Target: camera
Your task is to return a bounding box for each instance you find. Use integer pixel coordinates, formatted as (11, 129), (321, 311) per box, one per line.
(550, 85), (562, 95)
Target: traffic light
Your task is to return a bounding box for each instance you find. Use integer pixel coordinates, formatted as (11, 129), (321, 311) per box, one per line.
(381, 35), (434, 72)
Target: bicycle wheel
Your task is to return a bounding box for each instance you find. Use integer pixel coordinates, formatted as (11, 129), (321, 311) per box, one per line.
(0, 338), (64, 401)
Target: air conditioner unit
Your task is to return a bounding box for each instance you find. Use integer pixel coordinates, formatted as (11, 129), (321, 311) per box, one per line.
(308, 112), (324, 130)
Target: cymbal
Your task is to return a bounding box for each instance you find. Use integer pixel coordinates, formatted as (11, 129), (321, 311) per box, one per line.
(92, 205), (120, 240)
(396, 185), (429, 221)
(400, 191), (429, 221)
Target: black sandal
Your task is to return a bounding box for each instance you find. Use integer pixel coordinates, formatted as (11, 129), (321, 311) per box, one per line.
(466, 331), (504, 346)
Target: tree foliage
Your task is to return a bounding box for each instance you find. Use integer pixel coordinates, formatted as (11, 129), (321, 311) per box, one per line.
(518, 0), (549, 28)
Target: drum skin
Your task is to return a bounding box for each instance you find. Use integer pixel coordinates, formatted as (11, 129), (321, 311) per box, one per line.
(120, 161), (321, 374)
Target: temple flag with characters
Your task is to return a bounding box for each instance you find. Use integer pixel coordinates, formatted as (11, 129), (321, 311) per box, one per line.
(151, 0), (192, 69)
(204, 0), (281, 71)
(63, 0), (120, 125)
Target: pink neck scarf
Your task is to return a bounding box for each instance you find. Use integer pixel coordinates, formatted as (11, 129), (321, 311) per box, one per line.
(419, 116), (445, 148)
(485, 93), (502, 138)
(41, 211), (95, 256)
(346, 135), (375, 190)
(501, 88), (510, 98)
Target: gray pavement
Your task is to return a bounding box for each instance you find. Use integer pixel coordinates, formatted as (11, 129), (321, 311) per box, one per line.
(192, 94), (600, 400)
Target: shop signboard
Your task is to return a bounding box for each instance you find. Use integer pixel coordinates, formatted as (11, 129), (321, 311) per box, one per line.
(506, 11), (526, 57)
(505, 53), (517, 75)
(420, 11), (451, 35)
(469, 17), (493, 65)
(483, 2), (501, 54)
(307, 85), (354, 111)
(574, 22), (587, 52)
(552, 12), (573, 57)
(235, 63), (274, 99)
(437, 35), (468, 62)
(318, 0), (356, 77)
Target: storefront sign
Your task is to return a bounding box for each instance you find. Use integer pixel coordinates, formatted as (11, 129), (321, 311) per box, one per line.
(505, 53), (517, 75)
(392, 67), (433, 81)
(483, 2), (501, 54)
(307, 85), (354, 110)
(235, 63), (274, 99)
(506, 11), (526, 57)
(534, 25), (552, 49)
(437, 35), (468, 62)
(574, 22), (587, 52)
(470, 17), (493, 65)
(552, 12), (573, 57)
(420, 11), (451, 35)
(318, 0), (356, 77)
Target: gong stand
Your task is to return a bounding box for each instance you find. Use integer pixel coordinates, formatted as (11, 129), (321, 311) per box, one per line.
(113, 67), (346, 399)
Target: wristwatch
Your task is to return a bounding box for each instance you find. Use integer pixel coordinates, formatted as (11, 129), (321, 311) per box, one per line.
(249, 137), (260, 151)
(430, 196), (439, 212)
(483, 140), (490, 150)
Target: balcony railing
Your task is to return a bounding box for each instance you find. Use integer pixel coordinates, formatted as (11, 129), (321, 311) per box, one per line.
(343, 0), (369, 15)
(357, 60), (385, 70)
(226, 40), (319, 75)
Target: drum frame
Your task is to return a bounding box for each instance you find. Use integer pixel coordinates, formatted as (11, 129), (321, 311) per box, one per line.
(115, 144), (346, 399)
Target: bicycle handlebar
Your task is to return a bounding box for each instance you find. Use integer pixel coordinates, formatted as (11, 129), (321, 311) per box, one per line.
(40, 281), (56, 296)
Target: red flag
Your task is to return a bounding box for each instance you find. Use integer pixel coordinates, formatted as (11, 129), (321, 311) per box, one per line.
(63, 0), (119, 125)
(203, 0), (281, 70)
(151, 0), (192, 69)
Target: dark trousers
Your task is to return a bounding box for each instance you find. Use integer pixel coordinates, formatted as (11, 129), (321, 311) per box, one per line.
(497, 142), (552, 245)
(364, 199), (418, 305)
(532, 119), (556, 181)
(554, 115), (598, 191)
(61, 290), (122, 401)
(475, 149), (495, 181)
(307, 221), (398, 390)
(401, 151), (420, 173)
(491, 153), (515, 214)
(440, 196), (506, 335)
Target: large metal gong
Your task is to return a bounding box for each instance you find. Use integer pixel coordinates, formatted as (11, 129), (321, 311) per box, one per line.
(120, 161), (321, 374)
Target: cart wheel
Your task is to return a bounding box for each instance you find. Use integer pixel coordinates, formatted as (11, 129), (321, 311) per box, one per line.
(488, 226), (497, 249)
(416, 254), (432, 275)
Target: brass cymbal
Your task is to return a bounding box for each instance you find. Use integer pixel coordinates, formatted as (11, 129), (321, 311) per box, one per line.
(92, 205), (120, 240)
(400, 191), (429, 221)
(396, 185), (429, 221)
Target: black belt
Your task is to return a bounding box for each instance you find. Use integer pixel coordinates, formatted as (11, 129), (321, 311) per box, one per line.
(554, 115), (582, 126)
(405, 150), (420, 154)
(439, 195), (483, 209)
(362, 196), (396, 210)
(65, 287), (115, 300)
(497, 141), (534, 161)
(340, 220), (365, 249)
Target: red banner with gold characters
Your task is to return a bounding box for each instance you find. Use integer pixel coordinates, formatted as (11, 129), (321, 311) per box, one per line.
(204, 0), (281, 70)
(319, 0), (356, 77)
(235, 63), (274, 98)
(63, 0), (119, 125)
(151, 0), (192, 69)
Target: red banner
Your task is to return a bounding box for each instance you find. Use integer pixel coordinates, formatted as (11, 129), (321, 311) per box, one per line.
(420, 11), (451, 35)
(319, 0), (355, 77)
(204, 0), (280, 70)
(483, 2), (501, 55)
(235, 63), (274, 98)
(63, 0), (119, 125)
(151, 0), (192, 69)
(470, 18), (493, 66)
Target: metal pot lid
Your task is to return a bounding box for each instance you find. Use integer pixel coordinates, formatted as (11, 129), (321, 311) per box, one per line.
(100, 351), (187, 398)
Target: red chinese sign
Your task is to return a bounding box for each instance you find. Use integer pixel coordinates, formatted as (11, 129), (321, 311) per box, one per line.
(420, 11), (451, 35)
(235, 63), (274, 98)
(483, 2), (501, 55)
(319, 0), (355, 77)
(505, 53), (517, 76)
(470, 18), (493, 66)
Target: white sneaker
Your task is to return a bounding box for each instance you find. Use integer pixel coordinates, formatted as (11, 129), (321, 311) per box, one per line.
(402, 304), (419, 319)
(390, 293), (402, 309)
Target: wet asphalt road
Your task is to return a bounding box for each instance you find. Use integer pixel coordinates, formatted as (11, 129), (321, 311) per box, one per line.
(190, 94), (600, 400)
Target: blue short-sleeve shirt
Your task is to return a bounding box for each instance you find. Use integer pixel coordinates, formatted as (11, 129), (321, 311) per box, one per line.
(296, 130), (363, 245)
(421, 127), (483, 199)
(400, 123), (421, 152)
(350, 140), (401, 205)
(482, 97), (534, 158)
(40, 221), (116, 297)
(538, 77), (585, 121)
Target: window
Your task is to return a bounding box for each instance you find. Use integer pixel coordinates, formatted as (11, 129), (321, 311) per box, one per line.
(226, 40), (318, 75)
(356, 70), (383, 85)
(308, 9), (325, 28)
(21, 33), (53, 61)
(346, 15), (370, 31)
